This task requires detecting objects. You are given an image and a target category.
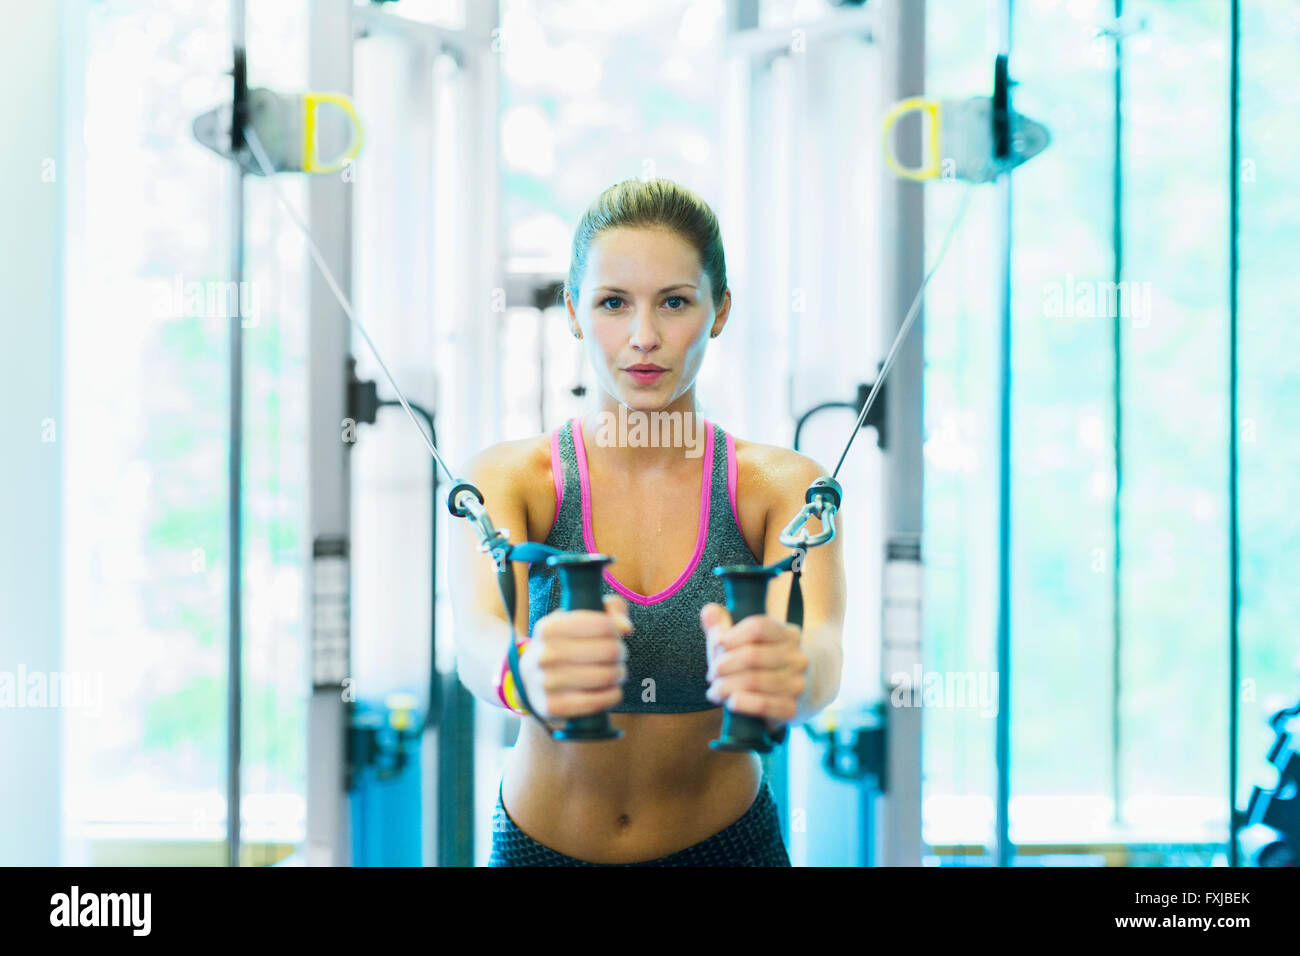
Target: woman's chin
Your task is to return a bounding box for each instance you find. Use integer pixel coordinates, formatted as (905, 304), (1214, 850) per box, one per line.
(618, 392), (669, 413)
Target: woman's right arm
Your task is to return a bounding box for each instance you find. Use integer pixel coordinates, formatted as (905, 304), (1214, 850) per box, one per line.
(447, 440), (632, 718)
(447, 441), (536, 709)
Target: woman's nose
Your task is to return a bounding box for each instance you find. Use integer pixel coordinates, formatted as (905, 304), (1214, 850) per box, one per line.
(629, 309), (660, 349)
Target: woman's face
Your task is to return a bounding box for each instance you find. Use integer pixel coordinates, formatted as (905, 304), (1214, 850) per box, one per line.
(566, 226), (730, 413)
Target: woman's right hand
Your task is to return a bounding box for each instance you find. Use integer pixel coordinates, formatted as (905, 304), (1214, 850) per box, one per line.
(519, 594), (632, 724)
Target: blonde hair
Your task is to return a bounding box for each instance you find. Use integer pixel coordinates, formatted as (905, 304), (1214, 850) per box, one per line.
(566, 178), (728, 311)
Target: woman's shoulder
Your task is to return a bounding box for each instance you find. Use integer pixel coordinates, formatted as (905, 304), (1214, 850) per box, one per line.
(726, 430), (831, 518)
(456, 430), (558, 539)
(458, 431), (552, 482)
(729, 432), (828, 485)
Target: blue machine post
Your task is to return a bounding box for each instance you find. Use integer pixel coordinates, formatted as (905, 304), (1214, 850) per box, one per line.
(349, 699), (424, 866)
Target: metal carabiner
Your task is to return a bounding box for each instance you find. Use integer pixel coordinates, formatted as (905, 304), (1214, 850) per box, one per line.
(449, 484), (512, 570)
(778, 477), (843, 550)
(779, 500), (837, 548)
(779, 501), (823, 548)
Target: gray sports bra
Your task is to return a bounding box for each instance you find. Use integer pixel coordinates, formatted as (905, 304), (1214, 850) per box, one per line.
(527, 416), (762, 713)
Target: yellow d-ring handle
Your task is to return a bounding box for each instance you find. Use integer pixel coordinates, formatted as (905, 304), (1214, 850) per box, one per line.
(881, 97), (941, 182)
(303, 92), (364, 175)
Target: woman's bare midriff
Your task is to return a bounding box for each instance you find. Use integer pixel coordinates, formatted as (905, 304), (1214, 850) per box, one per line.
(498, 425), (768, 863)
(500, 708), (763, 863)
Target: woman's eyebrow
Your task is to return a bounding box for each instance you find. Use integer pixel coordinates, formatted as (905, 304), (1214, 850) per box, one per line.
(595, 284), (697, 294)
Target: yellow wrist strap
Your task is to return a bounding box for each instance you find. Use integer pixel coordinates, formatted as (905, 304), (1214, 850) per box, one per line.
(500, 640), (531, 715)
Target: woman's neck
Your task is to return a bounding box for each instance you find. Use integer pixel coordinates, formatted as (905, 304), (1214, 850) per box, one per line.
(582, 393), (708, 473)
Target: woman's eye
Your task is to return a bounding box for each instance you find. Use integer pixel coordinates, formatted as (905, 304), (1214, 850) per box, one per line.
(600, 295), (689, 310)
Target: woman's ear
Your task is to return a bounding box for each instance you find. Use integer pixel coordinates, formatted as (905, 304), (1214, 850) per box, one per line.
(710, 287), (732, 336)
(565, 290), (582, 339)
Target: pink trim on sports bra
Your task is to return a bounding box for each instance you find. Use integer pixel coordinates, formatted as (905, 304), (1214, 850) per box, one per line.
(727, 432), (742, 540)
(549, 426), (564, 529)
(571, 415), (713, 606)
(727, 431), (763, 564)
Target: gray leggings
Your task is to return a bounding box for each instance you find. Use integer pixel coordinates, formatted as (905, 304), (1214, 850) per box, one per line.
(488, 776), (792, 867)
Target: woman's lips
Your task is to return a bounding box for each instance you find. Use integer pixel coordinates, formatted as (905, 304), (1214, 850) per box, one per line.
(625, 367), (666, 384)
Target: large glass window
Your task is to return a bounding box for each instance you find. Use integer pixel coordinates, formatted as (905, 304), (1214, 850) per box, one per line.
(1119, 0), (1230, 843)
(240, 0), (312, 862)
(1236, 0), (1300, 829)
(924, 0), (1298, 862)
(921, 0), (1006, 855)
(62, 0), (234, 853)
(500, 0), (723, 276)
(62, 0), (310, 862)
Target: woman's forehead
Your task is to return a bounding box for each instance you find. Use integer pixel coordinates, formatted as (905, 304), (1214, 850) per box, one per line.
(588, 228), (702, 284)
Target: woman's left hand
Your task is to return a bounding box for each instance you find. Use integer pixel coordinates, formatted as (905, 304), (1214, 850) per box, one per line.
(700, 603), (808, 733)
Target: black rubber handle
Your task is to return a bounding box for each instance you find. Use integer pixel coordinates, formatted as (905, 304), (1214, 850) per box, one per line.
(546, 552), (623, 742)
(709, 565), (781, 754)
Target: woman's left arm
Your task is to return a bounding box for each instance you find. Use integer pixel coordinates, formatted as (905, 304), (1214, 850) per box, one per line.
(702, 451), (847, 732)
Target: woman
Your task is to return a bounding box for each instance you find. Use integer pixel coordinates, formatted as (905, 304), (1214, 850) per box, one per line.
(450, 178), (846, 866)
